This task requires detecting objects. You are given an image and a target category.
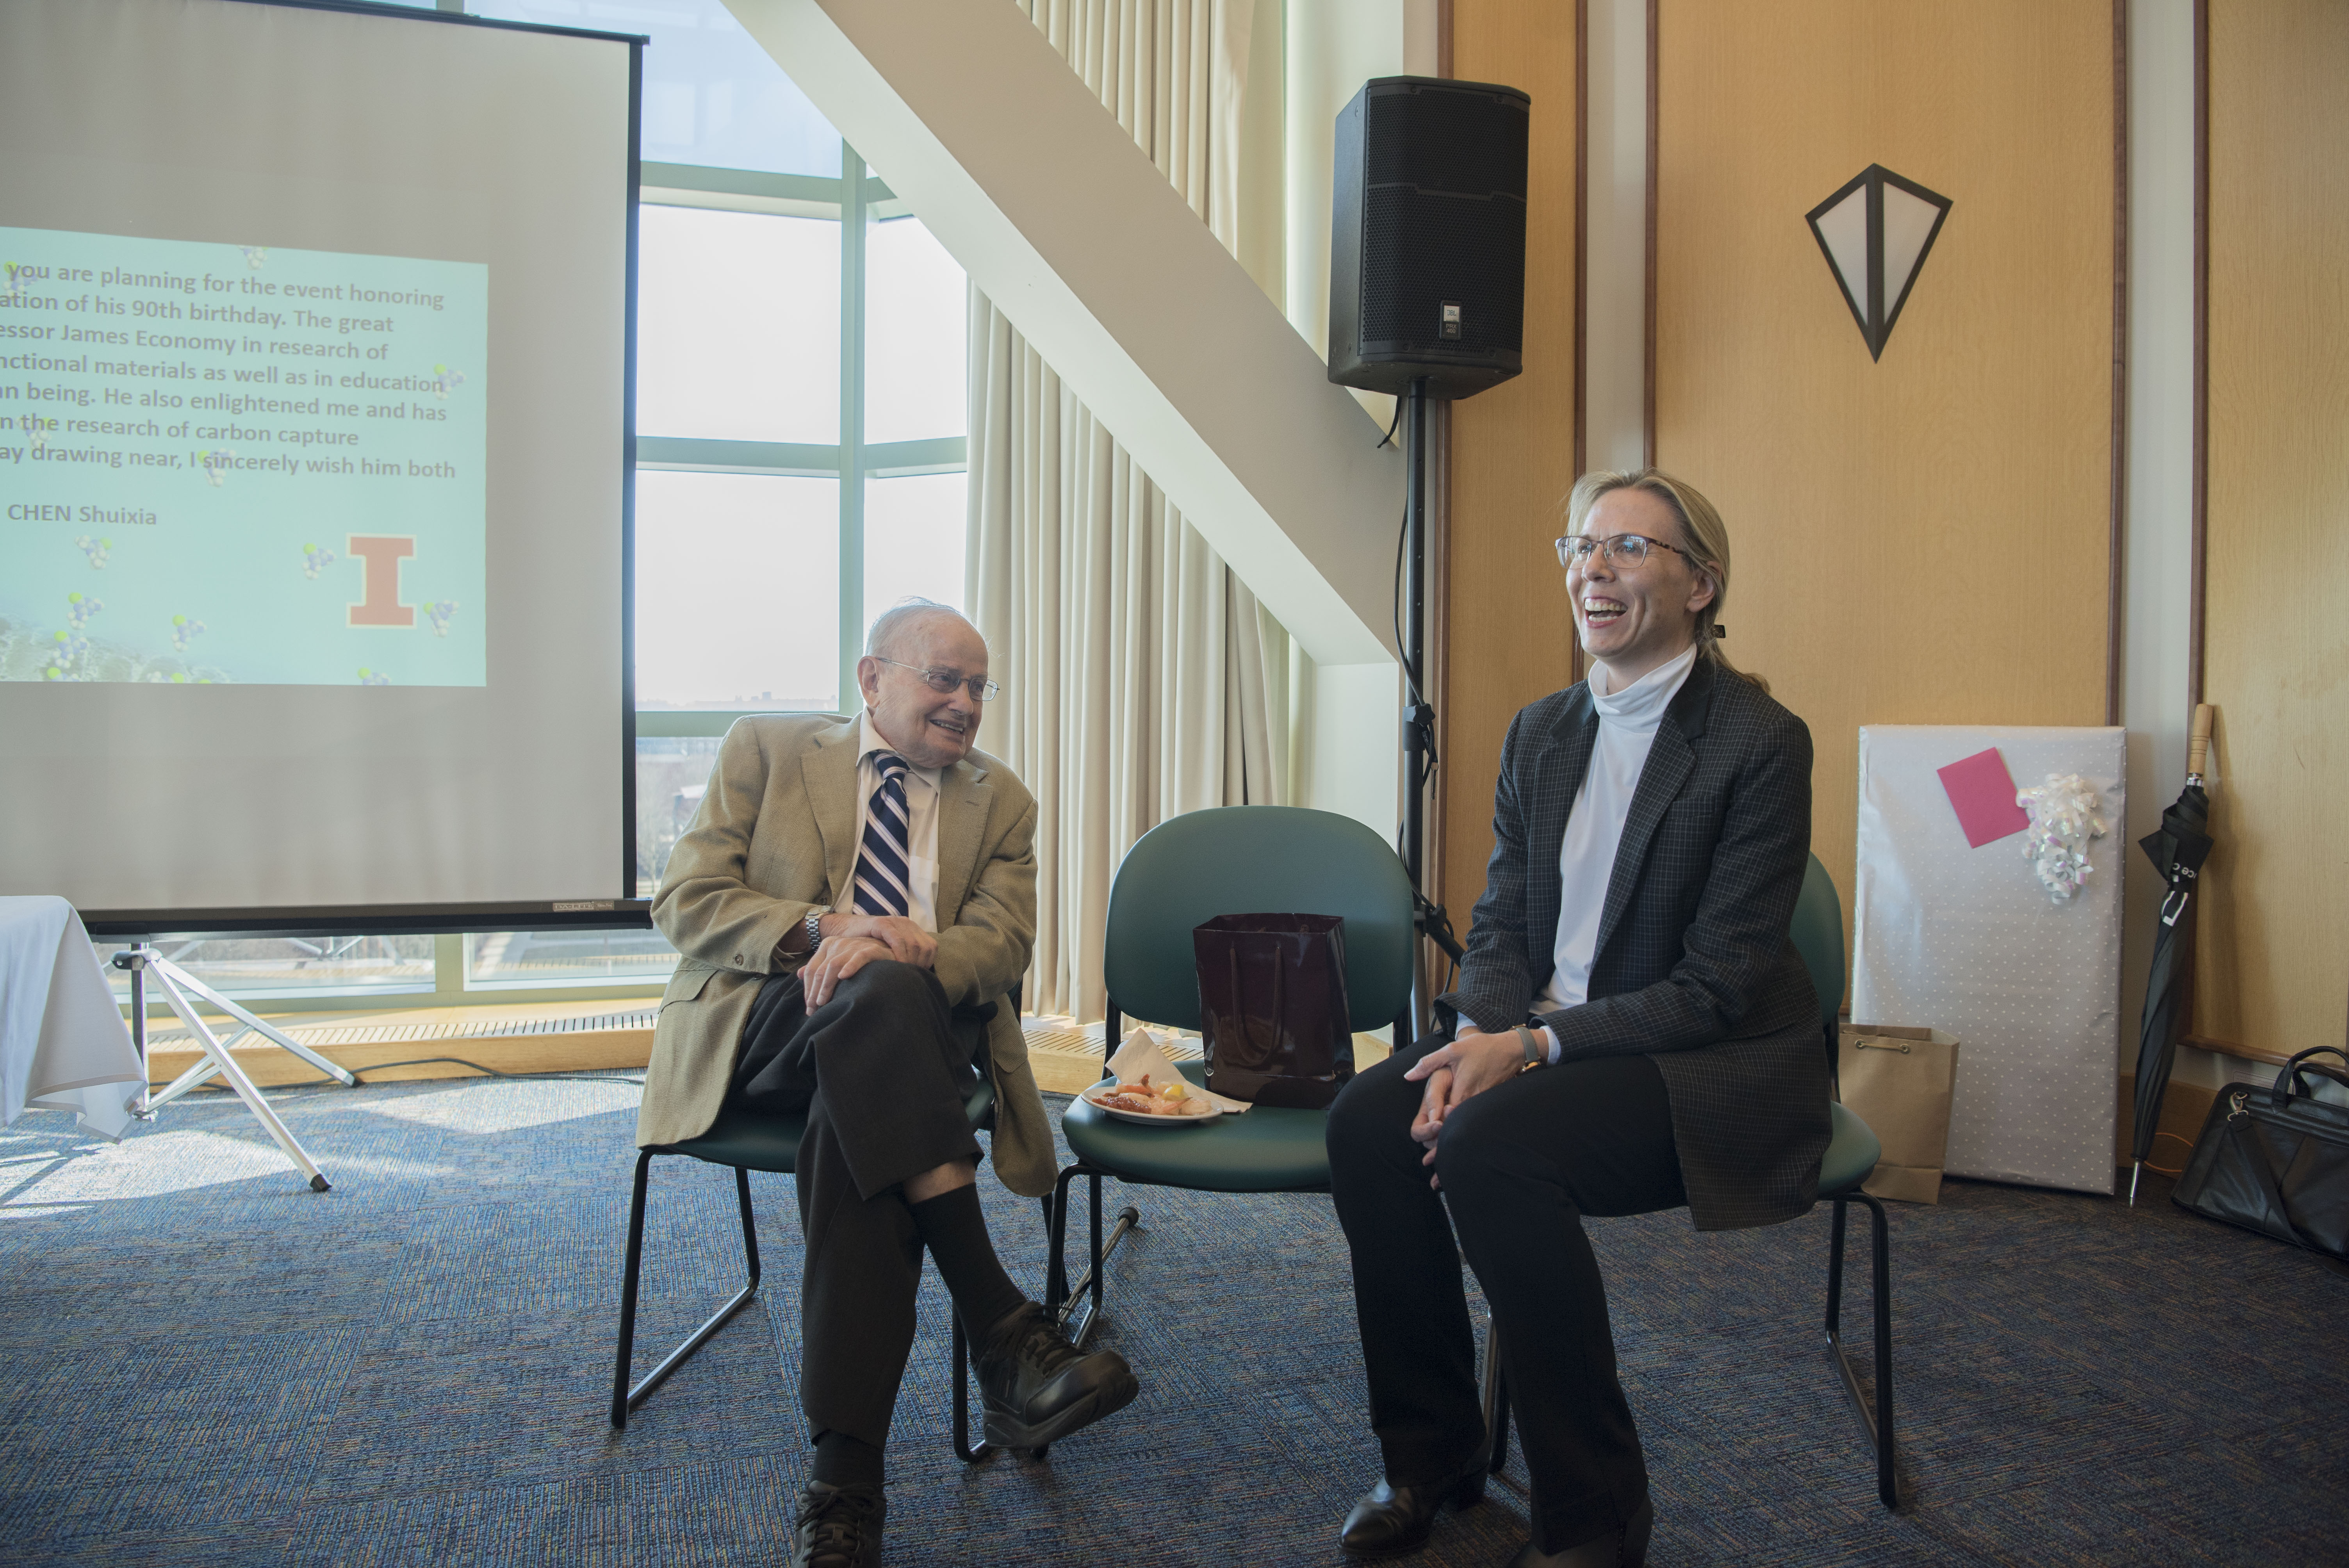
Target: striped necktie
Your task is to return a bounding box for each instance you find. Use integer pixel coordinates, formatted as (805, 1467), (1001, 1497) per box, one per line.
(852, 752), (914, 918)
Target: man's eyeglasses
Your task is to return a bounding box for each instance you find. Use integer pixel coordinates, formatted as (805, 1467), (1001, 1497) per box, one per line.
(874, 657), (1000, 702)
(1553, 532), (1691, 571)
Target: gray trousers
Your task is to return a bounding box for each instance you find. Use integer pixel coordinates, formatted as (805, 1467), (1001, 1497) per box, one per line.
(733, 959), (991, 1448)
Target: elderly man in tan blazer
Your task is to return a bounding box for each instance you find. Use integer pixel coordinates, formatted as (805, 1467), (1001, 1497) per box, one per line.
(639, 601), (1136, 1568)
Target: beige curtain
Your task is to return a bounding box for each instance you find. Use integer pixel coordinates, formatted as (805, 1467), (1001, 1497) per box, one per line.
(968, 0), (1294, 1023)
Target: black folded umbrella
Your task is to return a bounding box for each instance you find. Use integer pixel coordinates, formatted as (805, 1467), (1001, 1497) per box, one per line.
(2130, 705), (2217, 1205)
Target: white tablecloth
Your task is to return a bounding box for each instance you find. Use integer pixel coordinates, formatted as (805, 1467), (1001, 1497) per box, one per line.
(0, 896), (144, 1140)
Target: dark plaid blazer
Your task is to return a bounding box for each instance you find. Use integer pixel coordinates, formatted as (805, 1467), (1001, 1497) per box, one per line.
(1437, 657), (1832, 1231)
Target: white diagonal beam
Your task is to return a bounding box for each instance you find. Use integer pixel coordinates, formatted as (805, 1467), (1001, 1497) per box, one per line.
(727, 0), (1403, 665)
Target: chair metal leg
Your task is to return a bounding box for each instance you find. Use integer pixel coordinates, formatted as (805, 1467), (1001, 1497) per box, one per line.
(1866, 1195), (1897, 1508)
(1087, 1170), (1103, 1334)
(734, 1164), (761, 1283)
(1481, 1319), (1512, 1479)
(1045, 1164), (1083, 1315)
(1825, 1196), (1849, 1336)
(951, 1315), (995, 1463)
(611, 1158), (763, 1429)
(1044, 1162), (1138, 1348)
(611, 1150), (655, 1428)
(1823, 1193), (1900, 1509)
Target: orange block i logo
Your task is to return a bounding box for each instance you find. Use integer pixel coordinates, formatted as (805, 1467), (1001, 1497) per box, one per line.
(347, 535), (416, 627)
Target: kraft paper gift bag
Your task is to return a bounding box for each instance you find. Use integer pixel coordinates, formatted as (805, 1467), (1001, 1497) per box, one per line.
(1837, 1024), (1962, 1204)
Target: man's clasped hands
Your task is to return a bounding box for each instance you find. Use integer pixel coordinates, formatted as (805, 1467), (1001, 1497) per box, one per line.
(800, 913), (937, 1007)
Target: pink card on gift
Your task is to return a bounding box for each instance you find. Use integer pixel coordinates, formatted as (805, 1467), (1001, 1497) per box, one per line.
(1937, 747), (2030, 847)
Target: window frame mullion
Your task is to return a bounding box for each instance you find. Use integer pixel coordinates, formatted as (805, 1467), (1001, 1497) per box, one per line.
(836, 144), (870, 715)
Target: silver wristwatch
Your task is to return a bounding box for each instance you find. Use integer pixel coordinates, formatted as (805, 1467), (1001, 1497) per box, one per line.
(804, 911), (825, 952)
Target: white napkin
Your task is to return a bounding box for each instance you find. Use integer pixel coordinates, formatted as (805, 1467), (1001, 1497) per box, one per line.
(1105, 1026), (1250, 1114)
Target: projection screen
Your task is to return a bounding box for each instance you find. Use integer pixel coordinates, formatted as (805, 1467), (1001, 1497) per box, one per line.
(0, 0), (643, 935)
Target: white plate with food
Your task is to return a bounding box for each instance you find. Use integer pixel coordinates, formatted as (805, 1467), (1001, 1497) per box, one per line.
(1082, 1073), (1221, 1125)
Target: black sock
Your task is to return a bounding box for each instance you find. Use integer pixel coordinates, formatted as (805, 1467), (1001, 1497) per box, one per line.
(811, 1429), (884, 1488)
(907, 1183), (1028, 1339)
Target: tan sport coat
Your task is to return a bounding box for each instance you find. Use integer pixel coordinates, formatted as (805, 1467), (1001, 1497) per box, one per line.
(635, 713), (1055, 1198)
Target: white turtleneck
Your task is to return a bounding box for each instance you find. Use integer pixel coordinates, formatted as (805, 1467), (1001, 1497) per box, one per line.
(1532, 642), (1699, 1052)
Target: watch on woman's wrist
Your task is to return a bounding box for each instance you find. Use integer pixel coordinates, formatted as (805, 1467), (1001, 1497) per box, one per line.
(1513, 1024), (1545, 1074)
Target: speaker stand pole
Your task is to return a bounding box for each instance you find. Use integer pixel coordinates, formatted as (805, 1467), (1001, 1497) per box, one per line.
(1401, 376), (1433, 1040)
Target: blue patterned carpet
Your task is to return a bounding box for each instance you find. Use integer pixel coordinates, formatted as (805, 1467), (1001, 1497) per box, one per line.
(0, 1074), (2341, 1567)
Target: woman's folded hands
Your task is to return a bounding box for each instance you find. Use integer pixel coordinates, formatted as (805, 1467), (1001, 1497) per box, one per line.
(1403, 1025), (1533, 1185)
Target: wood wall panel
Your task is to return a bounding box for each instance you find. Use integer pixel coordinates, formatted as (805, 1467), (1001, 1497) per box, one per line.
(2194, 0), (2349, 1060)
(1654, 0), (2116, 965)
(1440, 2), (1579, 941)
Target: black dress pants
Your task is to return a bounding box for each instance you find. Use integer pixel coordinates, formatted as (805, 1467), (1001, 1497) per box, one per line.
(1326, 1034), (1686, 1555)
(731, 958), (992, 1449)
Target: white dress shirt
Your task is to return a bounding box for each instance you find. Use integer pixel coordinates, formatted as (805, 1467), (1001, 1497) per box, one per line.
(835, 713), (944, 932)
(1532, 643), (1698, 1060)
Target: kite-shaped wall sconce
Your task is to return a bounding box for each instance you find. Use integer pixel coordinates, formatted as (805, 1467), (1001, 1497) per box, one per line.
(1806, 164), (1953, 361)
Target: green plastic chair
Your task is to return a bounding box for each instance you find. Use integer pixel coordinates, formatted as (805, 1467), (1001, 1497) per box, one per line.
(1479, 853), (1901, 1511)
(1047, 806), (1415, 1342)
(1791, 852), (1900, 1508)
(613, 1042), (1041, 1463)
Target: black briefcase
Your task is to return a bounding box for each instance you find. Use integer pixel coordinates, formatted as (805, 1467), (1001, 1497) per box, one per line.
(2171, 1046), (2349, 1264)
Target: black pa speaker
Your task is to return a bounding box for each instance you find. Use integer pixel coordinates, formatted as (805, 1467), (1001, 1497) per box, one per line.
(1328, 76), (1530, 400)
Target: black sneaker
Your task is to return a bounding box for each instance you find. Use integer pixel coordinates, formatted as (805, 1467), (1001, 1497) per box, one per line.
(971, 1300), (1139, 1452)
(789, 1480), (884, 1568)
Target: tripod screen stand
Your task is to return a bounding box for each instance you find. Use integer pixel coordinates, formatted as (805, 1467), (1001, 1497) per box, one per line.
(112, 944), (349, 1191)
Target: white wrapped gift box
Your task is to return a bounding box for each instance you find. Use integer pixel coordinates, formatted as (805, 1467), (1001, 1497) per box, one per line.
(1852, 726), (2126, 1196)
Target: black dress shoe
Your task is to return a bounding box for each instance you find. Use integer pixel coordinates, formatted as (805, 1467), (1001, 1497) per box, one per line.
(1505, 1495), (1654, 1568)
(1339, 1452), (1489, 1557)
(970, 1301), (1139, 1452)
(790, 1480), (885, 1568)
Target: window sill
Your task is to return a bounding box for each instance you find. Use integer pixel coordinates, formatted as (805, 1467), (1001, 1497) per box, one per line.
(137, 997), (655, 1087)
(463, 973), (676, 996)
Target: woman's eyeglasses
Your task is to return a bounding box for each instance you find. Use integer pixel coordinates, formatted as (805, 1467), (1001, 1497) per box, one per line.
(873, 657), (1000, 702)
(1553, 533), (1691, 571)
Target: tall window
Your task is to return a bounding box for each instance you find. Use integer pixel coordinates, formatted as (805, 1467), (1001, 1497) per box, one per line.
(629, 187), (970, 722)
(495, 0), (971, 980)
(107, 2), (971, 1004)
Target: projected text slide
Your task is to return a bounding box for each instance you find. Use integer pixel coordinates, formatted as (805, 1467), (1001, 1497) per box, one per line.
(0, 228), (486, 685)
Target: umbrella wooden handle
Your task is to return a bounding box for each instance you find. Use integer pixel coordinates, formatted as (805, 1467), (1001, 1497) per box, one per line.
(2189, 704), (2215, 778)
